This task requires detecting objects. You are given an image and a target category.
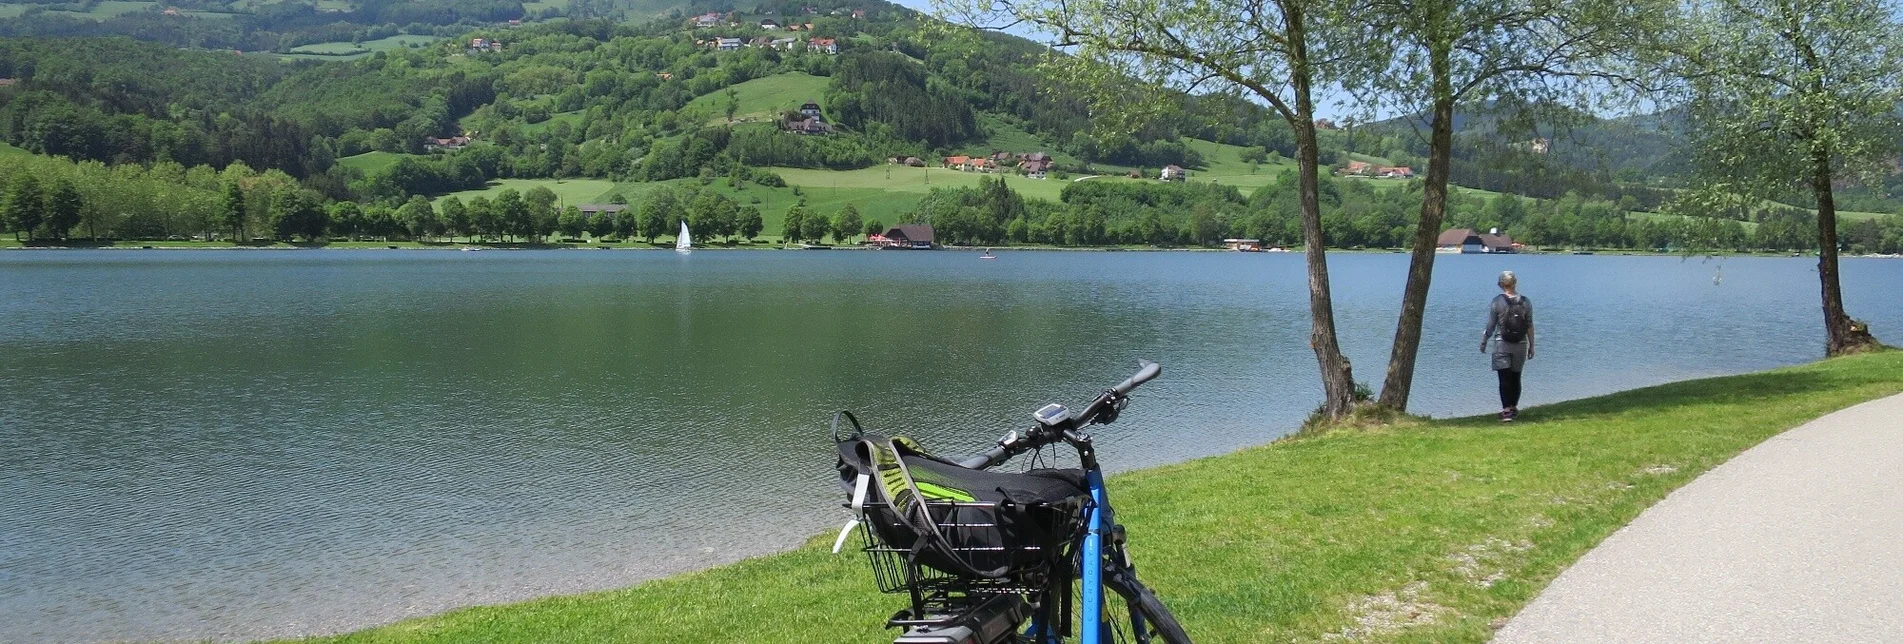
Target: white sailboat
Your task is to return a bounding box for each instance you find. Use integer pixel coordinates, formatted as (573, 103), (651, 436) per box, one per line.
(676, 221), (693, 254)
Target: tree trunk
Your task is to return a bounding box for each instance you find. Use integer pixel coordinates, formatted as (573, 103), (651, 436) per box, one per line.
(1287, 5), (1357, 419)
(1810, 145), (1876, 355)
(1377, 45), (1456, 412)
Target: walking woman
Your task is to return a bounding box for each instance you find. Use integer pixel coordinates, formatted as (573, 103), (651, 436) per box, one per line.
(1482, 270), (1535, 421)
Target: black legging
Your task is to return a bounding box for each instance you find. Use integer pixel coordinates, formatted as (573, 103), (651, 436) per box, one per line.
(1497, 369), (1522, 409)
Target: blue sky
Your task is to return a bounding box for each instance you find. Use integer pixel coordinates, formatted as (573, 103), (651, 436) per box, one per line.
(881, 0), (1367, 121)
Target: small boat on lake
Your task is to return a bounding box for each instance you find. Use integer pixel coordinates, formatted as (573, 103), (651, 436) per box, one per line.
(676, 221), (693, 254)
(461, 246), (482, 252)
(980, 248), (996, 259)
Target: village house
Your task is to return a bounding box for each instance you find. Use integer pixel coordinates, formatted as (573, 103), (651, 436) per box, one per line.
(784, 116), (833, 135)
(468, 38), (504, 53)
(424, 135), (470, 151)
(876, 224), (936, 249)
(1160, 165), (1186, 181)
(771, 37), (798, 50)
(759, 18), (781, 29)
(749, 36), (774, 48)
(1223, 238), (1266, 251)
(1437, 228), (1517, 254)
(1314, 118), (1339, 130)
(808, 37), (839, 54)
(943, 155), (970, 169)
(800, 101), (822, 117)
(693, 12), (721, 27)
(903, 156), (924, 167)
(576, 204), (627, 221)
(715, 37), (743, 51)
(1017, 152), (1053, 178)
(1338, 161), (1415, 179)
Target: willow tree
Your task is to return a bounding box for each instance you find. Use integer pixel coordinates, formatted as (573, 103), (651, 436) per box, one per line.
(937, 0), (1364, 417)
(1349, 0), (1666, 411)
(1666, 0), (1897, 355)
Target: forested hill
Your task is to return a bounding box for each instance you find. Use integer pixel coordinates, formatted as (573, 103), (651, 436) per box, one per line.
(0, 1), (1304, 201)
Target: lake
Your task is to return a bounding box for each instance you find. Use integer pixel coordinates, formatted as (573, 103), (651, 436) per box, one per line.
(2, 249), (1897, 642)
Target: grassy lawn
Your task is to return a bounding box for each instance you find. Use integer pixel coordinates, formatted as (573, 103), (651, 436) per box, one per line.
(282, 351), (1903, 643)
(0, 141), (27, 157)
(949, 114), (1085, 167)
(336, 151), (418, 174)
(521, 110), (584, 135)
(599, 166), (1122, 236)
(33, 0), (154, 19)
(435, 179), (620, 208)
(683, 72), (831, 125)
(1186, 138), (1297, 190)
(279, 35), (440, 60)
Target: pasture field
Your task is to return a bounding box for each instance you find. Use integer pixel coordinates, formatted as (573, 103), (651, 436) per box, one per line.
(335, 151), (418, 174)
(682, 72), (831, 125)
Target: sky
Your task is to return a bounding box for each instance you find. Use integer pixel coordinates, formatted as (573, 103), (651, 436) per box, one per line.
(880, 0), (1371, 121)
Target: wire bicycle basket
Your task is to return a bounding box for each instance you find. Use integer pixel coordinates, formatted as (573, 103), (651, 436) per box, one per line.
(854, 496), (1087, 622)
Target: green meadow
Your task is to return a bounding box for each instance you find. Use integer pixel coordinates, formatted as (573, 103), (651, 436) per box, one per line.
(282, 351), (1903, 644)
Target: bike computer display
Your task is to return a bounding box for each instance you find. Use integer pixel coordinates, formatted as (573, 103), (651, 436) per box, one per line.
(1033, 403), (1070, 427)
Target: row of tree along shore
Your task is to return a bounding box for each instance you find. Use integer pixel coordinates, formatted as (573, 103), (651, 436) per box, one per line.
(7, 157), (1902, 254)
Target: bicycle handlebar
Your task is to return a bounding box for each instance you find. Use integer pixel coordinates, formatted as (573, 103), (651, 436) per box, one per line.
(1112, 360), (1161, 396)
(955, 361), (1161, 470)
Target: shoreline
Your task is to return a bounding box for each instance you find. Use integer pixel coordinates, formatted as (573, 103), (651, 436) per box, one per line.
(275, 351), (1903, 644)
(2, 241), (1895, 258)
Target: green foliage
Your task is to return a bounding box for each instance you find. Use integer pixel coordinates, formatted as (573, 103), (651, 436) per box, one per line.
(737, 205), (764, 240)
(3, 173), (45, 241)
(831, 202), (862, 243)
(782, 202), (807, 243)
(43, 179), (82, 240)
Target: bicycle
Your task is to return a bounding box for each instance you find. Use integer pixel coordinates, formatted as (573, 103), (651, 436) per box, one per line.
(832, 361), (1190, 644)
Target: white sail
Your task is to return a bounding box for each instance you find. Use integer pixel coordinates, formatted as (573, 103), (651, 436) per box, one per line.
(676, 221), (693, 252)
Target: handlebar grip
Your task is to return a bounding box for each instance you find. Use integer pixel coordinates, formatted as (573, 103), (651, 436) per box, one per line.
(957, 445), (1010, 470)
(1111, 360), (1162, 395)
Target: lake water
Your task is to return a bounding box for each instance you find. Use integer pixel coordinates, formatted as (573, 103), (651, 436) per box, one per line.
(2, 249), (1898, 642)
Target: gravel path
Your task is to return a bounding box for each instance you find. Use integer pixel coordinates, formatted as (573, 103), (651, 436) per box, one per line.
(1493, 392), (1903, 643)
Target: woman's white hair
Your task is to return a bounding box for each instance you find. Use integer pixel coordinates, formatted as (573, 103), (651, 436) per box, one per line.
(1498, 270), (1518, 289)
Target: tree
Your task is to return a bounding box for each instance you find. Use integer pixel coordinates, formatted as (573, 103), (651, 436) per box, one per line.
(724, 87), (740, 122)
(45, 180), (83, 241)
(493, 189), (529, 242)
(558, 205), (586, 238)
(524, 186), (559, 242)
(3, 174), (45, 241)
(364, 205), (398, 240)
(1350, 0), (1665, 411)
(864, 218), (886, 239)
(833, 203), (864, 244)
(1664, 0), (1897, 354)
(802, 205), (833, 242)
(219, 181), (247, 242)
(439, 196), (471, 240)
(944, 0), (1364, 416)
(327, 202), (364, 240)
(640, 188), (676, 242)
(467, 196), (499, 241)
(398, 195), (437, 241)
(783, 203), (807, 243)
(272, 189), (327, 241)
(738, 206), (765, 241)
(592, 207), (618, 239)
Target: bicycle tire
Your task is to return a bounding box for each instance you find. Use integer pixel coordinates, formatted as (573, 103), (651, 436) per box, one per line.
(1102, 567), (1190, 644)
